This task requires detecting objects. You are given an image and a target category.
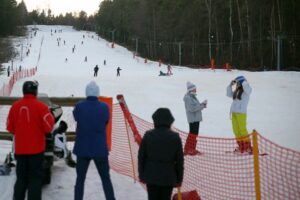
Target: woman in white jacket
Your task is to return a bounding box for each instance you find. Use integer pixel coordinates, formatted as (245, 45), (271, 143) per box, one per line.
(227, 76), (252, 154)
(183, 81), (207, 155)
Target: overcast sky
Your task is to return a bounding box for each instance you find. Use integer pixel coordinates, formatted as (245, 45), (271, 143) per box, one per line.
(17, 0), (103, 16)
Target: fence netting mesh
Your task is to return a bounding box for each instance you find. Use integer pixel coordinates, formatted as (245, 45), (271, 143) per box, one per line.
(0, 103), (299, 199)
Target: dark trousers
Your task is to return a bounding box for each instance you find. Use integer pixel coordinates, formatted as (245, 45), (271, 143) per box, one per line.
(14, 153), (44, 200)
(189, 121), (200, 135)
(94, 71), (98, 77)
(75, 156), (115, 200)
(147, 184), (173, 200)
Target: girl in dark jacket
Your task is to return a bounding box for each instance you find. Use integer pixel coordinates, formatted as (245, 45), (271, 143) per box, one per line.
(138, 108), (184, 200)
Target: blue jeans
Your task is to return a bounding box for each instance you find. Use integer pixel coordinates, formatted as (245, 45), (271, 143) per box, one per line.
(74, 156), (115, 200)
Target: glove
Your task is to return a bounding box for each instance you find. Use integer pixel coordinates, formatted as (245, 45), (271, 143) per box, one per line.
(139, 179), (146, 184)
(202, 100), (207, 108)
(176, 183), (182, 187)
(235, 76), (246, 84)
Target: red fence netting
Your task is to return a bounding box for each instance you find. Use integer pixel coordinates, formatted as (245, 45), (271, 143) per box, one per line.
(0, 103), (299, 199)
(110, 103), (300, 200)
(0, 67), (37, 97)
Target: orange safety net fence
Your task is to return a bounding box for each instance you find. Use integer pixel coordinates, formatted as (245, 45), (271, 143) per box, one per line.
(0, 103), (300, 199)
(109, 103), (300, 200)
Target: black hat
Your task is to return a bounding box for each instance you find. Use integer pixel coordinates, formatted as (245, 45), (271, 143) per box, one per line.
(23, 81), (38, 96)
(152, 108), (175, 128)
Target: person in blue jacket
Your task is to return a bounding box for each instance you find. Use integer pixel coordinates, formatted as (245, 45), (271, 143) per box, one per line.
(73, 81), (115, 200)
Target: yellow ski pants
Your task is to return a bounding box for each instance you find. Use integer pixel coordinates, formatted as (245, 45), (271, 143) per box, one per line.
(232, 113), (250, 142)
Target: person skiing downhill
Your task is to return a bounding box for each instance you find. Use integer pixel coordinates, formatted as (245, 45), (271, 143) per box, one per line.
(183, 81), (207, 156)
(167, 64), (173, 75)
(227, 76), (253, 154)
(116, 67), (122, 76)
(94, 65), (99, 77)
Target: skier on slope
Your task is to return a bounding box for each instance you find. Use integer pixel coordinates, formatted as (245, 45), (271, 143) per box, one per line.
(116, 67), (122, 76)
(183, 81), (207, 156)
(94, 65), (99, 77)
(167, 64), (173, 75)
(226, 76), (252, 154)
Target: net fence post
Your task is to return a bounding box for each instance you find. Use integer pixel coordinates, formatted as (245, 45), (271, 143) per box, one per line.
(124, 117), (137, 183)
(252, 130), (261, 200)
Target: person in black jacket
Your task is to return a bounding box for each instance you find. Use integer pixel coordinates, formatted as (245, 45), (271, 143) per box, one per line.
(94, 65), (99, 77)
(138, 108), (184, 200)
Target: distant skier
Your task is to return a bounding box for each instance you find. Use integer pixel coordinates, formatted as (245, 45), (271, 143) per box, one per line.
(167, 64), (173, 75)
(64, 40), (66, 45)
(116, 67), (122, 76)
(19, 65), (22, 72)
(103, 60), (106, 66)
(84, 56), (87, 62)
(81, 41), (84, 45)
(94, 65), (99, 77)
(7, 66), (10, 77)
(65, 58), (68, 63)
(159, 71), (168, 76)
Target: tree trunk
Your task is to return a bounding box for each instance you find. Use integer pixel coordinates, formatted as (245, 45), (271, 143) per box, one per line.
(270, 4), (275, 68)
(245, 0), (252, 66)
(205, 0), (212, 61)
(276, 0), (282, 31)
(229, 0), (233, 62)
(235, 0), (244, 62)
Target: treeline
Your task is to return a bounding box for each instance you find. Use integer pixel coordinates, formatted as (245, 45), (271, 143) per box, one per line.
(95, 0), (300, 70)
(0, 0), (28, 36)
(0, 0), (95, 37)
(28, 10), (96, 31)
(1, 0), (299, 70)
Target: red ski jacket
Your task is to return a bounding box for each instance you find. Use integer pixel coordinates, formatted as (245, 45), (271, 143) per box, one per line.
(6, 94), (55, 154)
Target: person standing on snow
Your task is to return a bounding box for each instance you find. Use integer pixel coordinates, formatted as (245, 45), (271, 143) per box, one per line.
(116, 67), (122, 76)
(94, 65), (99, 77)
(6, 81), (55, 200)
(7, 66), (10, 77)
(227, 76), (252, 154)
(183, 81), (207, 156)
(73, 81), (115, 200)
(167, 64), (173, 75)
(138, 108), (184, 200)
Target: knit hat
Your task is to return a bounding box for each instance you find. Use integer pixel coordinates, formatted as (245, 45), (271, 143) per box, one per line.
(85, 81), (100, 97)
(235, 76), (246, 84)
(152, 108), (175, 128)
(187, 81), (196, 92)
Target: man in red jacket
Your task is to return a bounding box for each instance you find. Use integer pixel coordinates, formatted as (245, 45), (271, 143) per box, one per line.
(6, 80), (55, 200)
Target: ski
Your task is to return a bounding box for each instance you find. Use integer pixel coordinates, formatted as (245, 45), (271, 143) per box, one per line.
(225, 151), (268, 156)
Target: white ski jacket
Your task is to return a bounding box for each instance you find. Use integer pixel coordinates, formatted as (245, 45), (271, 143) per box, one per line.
(227, 81), (252, 114)
(183, 93), (206, 123)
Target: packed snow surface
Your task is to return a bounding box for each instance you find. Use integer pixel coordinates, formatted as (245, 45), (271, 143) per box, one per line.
(0, 25), (299, 199)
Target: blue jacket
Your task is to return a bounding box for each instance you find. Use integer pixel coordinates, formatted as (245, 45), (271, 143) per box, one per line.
(73, 96), (109, 157)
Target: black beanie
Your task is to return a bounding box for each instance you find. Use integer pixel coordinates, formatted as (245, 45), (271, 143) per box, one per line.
(152, 108), (175, 128)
